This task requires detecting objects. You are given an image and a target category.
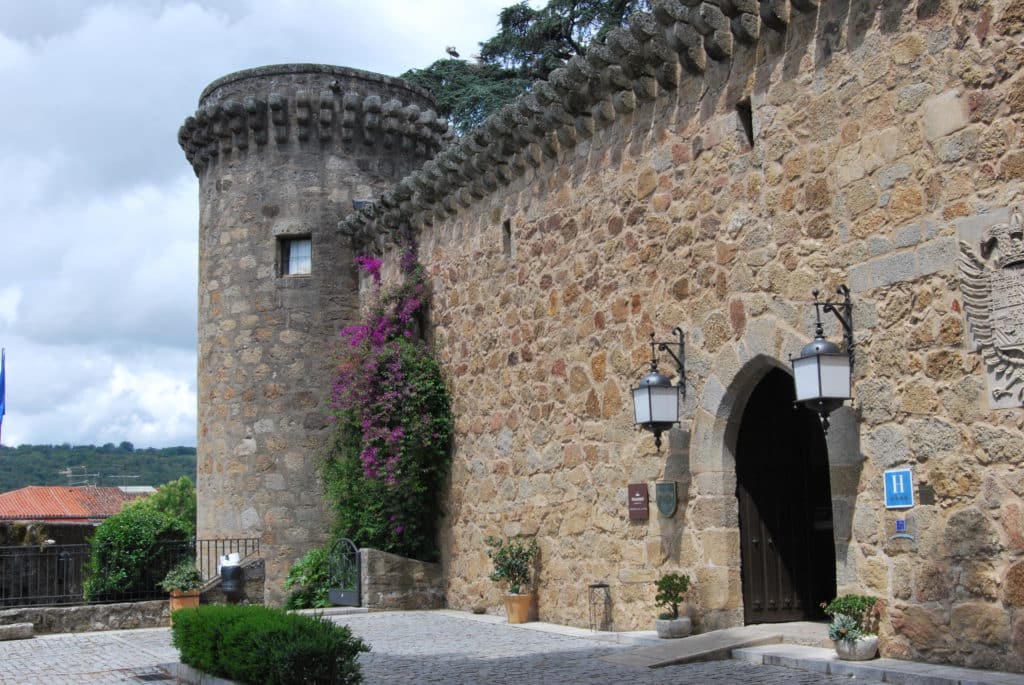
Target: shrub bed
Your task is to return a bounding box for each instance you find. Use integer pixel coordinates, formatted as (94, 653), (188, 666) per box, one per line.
(171, 605), (369, 684)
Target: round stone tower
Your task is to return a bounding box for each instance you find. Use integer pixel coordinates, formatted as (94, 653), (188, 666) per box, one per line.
(179, 64), (444, 603)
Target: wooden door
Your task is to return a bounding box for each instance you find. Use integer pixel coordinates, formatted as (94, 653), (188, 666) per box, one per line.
(736, 369), (835, 624)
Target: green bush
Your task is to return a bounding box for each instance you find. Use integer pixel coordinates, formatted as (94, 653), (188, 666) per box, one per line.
(655, 573), (691, 620)
(83, 505), (192, 600)
(83, 477), (197, 600)
(159, 559), (203, 593)
(133, 476), (197, 536)
(485, 535), (539, 594)
(283, 545), (334, 609)
(171, 605), (369, 684)
(821, 594), (879, 636)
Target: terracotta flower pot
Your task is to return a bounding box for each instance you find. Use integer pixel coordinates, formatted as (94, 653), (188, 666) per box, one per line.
(168, 589), (201, 623)
(504, 593), (534, 624)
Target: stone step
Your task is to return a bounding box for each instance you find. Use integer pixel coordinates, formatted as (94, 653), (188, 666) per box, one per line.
(0, 623), (33, 641)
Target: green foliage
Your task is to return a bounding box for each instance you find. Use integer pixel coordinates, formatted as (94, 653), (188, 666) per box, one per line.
(323, 250), (453, 564)
(654, 572), (690, 620)
(480, 0), (648, 79)
(401, 0), (649, 132)
(0, 443), (195, 492)
(131, 476), (197, 537)
(324, 337), (452, 560)
(171, 604), (369, 685)
(828, 613), (866, 642)
(159, 559), (203, 593)
(821, 594), (879, 636)
(283, 545), (335, 609)
(83, 493), (192, 601)
(401, 60), (530, 135)
(485, 535), (540, 594)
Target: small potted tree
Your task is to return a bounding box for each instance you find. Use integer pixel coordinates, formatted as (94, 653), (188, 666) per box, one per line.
(485, 535), (539, 624)
(160, 559), (203, 616)
(821, 594), (879, 660)
(654, 572), (692, 639)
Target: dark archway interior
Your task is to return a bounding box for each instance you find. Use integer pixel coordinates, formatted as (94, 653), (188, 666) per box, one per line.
(736, 368), (836, 624)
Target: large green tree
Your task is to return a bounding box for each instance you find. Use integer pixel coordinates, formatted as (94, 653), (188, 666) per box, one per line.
(401, 0), (649, 134)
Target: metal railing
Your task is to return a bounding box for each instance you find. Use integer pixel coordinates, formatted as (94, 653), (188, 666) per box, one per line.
(0, 537), (260, 608)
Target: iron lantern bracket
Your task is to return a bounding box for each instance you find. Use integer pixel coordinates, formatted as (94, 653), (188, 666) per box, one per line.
(648, 327), (686, 399)
(813, 285), (855, 371)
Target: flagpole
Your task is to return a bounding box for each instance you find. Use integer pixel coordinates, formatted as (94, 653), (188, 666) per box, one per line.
(0, 347), (5, 446)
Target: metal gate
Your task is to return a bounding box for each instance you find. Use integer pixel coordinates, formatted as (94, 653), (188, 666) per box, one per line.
(327, 538), (361, 607)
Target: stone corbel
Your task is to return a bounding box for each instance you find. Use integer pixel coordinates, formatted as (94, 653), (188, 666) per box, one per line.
(268, 93), (288, 144)
(760, 0), (790, 31)
(319, 91), (335, 141)
(244, 96), (268, 146)
(342, 91), (360, 141)
(295, 91), (311, 142)
(362, 95), (382, 145)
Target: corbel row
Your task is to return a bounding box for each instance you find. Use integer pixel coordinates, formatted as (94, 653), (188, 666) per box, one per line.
(178, 90), (450, 174)
(345, 0), (818, 252)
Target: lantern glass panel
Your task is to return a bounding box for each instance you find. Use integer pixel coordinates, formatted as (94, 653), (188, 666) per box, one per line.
(792, 355), (821, 402)
(633, 386), (651, 425)
(649, 384), (678, 424)
(819, 353), (851, 399)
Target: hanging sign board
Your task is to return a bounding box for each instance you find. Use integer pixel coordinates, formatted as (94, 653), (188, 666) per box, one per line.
(884, 468), (914, 509)
(628, 483), (649, 521)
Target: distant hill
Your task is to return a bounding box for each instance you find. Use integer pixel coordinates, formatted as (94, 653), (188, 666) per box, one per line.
(0, 443), (196, 492)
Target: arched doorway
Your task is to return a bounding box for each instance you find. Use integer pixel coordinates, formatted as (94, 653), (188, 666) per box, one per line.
(736, 368), (835, 623)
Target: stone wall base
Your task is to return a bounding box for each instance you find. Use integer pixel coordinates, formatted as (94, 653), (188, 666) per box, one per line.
(360, 548), (444, 610)
(0, 600), (169, 633)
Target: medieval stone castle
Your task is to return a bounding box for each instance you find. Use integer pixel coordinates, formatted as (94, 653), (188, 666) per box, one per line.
(179, 0), (1024, 672)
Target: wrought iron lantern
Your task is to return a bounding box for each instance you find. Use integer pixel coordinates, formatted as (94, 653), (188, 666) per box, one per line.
(791, 285), (854, 433)
(632, 328), (685, 450)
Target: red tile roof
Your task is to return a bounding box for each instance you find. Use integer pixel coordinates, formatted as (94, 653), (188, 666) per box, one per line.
(0, 486), (149, 523)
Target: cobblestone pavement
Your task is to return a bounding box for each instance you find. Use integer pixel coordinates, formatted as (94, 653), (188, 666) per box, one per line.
(332, 612), (887, 685)
(0, 611), (889, 684)
(0, 627), (177, 685)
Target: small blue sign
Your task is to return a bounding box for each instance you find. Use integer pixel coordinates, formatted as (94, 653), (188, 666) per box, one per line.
(895, 519), (906, 533)
(884, 469), (914, 509)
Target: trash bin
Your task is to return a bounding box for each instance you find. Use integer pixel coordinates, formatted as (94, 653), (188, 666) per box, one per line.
(220, 553), (244, 601)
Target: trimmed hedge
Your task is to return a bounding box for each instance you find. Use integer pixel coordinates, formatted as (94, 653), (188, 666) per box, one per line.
(171, 605), (369, 684)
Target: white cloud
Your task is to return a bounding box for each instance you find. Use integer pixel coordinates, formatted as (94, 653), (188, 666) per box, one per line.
(0, 0), (513, 448)
(0, 287), (20, 327)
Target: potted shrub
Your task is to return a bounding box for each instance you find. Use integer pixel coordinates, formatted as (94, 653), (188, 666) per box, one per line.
(654, 572), (692, 638)
(160, 559), (204, 615)
(822, 594), (879, 660)
(485, 535), (539, 624)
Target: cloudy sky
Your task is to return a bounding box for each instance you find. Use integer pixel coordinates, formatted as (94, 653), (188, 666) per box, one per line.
(0, 0), (515, 448)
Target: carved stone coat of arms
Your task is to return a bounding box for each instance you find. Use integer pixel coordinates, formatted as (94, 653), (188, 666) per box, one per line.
(958, 205), (1024, 407)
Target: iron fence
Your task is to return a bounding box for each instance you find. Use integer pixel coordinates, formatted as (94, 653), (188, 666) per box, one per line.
(0, 537), (259, 608)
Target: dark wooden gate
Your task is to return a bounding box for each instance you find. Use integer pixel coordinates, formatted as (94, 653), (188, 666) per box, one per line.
(736, 369), (835, 624)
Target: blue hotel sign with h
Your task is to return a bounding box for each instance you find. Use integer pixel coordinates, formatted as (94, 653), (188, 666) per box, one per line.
(884, 469), (915, 509)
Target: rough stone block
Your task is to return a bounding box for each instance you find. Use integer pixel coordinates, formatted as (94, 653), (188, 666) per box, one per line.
(0, 623), (33, 640)
(870, 252), (916, 287)
(922, 90), (969, 142)
(893, 222), (922, 249)
(915, 237), (956, 277)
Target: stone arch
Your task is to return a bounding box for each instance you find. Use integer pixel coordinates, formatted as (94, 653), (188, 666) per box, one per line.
(686, 316), (859, 629)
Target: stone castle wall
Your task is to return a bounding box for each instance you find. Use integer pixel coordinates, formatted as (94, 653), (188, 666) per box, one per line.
(183, 65), (443, 603)
(353, 0), (1024, 672)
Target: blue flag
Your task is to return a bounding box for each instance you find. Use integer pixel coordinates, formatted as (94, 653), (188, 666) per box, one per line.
(0, 349), (5, 444)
